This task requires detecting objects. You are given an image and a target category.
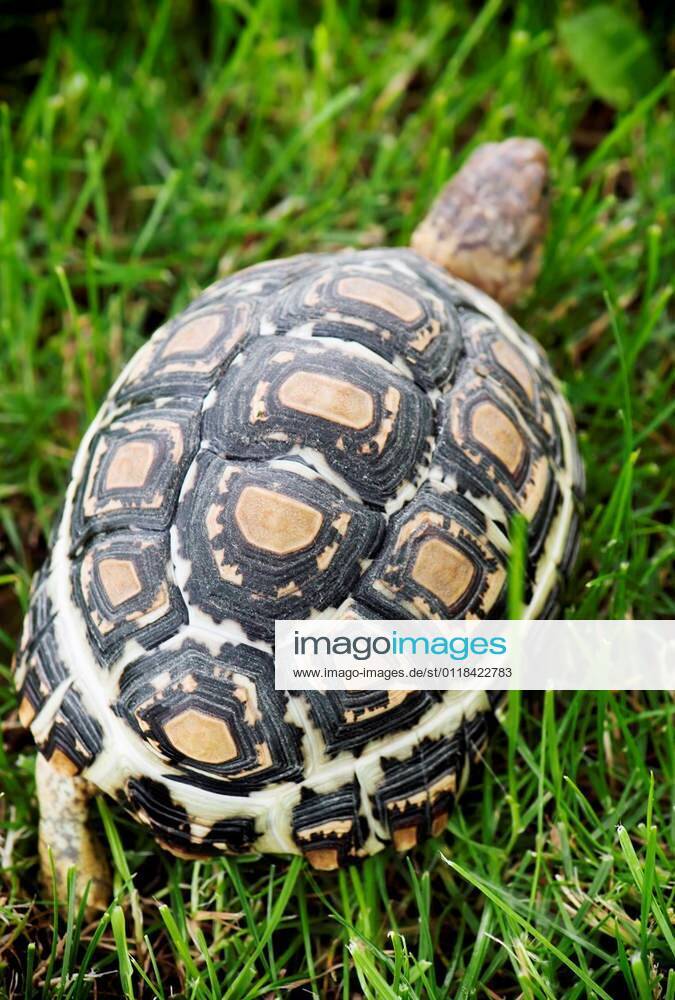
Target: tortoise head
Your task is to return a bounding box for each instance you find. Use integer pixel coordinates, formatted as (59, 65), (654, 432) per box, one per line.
(411, 137), (549, 308)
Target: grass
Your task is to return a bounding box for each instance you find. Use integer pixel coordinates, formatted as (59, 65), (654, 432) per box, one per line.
(0, 1), (673, 997)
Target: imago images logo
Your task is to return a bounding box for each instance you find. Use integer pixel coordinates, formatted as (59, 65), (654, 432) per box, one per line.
(275, 620), (674, 692)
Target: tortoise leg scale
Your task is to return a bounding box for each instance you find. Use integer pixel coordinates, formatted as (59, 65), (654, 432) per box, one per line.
(36, 754), (112, 914)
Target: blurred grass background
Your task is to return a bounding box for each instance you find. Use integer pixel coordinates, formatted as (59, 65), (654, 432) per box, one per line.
(0, 1), (673, 997)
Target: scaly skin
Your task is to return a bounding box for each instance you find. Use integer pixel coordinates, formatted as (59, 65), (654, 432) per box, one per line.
(36, 754), (112, 915)
(411, 138), (550, 306)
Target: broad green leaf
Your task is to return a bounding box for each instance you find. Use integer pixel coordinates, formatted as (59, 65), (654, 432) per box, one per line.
(559, 5), (661, 109)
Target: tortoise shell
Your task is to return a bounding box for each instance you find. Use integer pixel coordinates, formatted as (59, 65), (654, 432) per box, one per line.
(15, 248), (583, 869)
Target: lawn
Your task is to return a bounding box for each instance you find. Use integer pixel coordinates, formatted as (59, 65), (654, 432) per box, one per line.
(0, 1), (673, 997)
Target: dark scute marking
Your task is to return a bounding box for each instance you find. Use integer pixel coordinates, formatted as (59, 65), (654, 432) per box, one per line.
(125, 776), (192, 852)
(71, 529), (187, 668)
(463, 710), (495, 763)
(15, 564), (56, 674)
(303, 689), (442, 758)
(117, 302), (252, 403)
(15, 570), (69, 721)
(126, 776), (258, 856)
(255, 249), (463, 389)
(539, 581), (562, 620)
(435, 359), (560, 564)
(116, 254), (332, 405)
(18, 631), (66, 725)
(527, 473), (562, 565)
(358, 247), (473, 311)
(356, 485), (507, 619)
(201, 816), (257, 853)
(38, 686), (104, 775)
(71, 400), (200, 549)
(116, 639), (304, 792)
(539, 388), (566, 468)
(462, 308), (542, 414)
(48, 502), (66, 548)
(437, 299), (584, 559)
(541, 387), (585, 502)
(177, 452), (384, 642)
(204, 336), (432, 506)
(292, 782), (367, 866)
(373, 733), (465, 846)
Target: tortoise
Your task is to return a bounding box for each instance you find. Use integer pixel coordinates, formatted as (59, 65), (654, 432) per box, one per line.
(14, 138), (584, 909)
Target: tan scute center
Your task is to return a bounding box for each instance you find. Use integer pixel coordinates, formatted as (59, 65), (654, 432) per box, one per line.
(337, 276), (423, 323)
(235, 486), (322, 554)
(164, 314), (221, 356)
(492, 340), (534, 400)
(98, 558), (142, 607)
(164, 709), (238, 764)
(412, 537), (475, 608)
(278, 371), (374, 429)
(49, 748), (81, 777)
(104, 440), (155, 490)
(470, 401), (525, 476)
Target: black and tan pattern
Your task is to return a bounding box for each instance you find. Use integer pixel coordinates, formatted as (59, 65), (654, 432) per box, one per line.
(462, 308), (543, 413)
(463, 709), (495, 763)
(15, 570), (102, 776)
(204, 337), (433, 506)
(124, 776), (258, 857)
(117, 303), (252, 403)
(72, 530), (187, 667)
(176, 453), (384, 640)
(15, 568), (103, 778)
(14, 564), (53, 680)
(14, 570), (68, 730)
(116, 639), (304, 793)
(560, 509), (582, 579)
(36, 685), (104, 777)
(16, 622), (68, 730)
(372, 732), (466, 849)
(16, 229), (584, 880)
(433, 359), (560, 563)
(253, 251), (463, 389)
(357, 485), (507, 619)
(304, 689), (442, 758)
(370, 706), (498, 852)
(71, 400), (200, 547)
(539, 581), (562, 620)
(291, 782), (368, 869)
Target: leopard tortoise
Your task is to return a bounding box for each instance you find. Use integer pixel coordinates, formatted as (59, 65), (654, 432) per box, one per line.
(14, 138), (584, 908)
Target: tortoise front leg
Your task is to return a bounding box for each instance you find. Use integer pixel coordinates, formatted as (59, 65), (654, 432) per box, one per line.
(35, 753), (112, 912)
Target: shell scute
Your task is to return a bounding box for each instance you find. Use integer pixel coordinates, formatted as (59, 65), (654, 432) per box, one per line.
(71, 399), (200, 547)
(115, 639), (304, 794)
(71, 529), (187, 668)
(175, 452), (384, 641)
(291, 781), (368, 869)
(204, 336), (433, 507)
(303, 688), (442, 759)
(356, 485), (507, 620)
(117, 302), (252, 403)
